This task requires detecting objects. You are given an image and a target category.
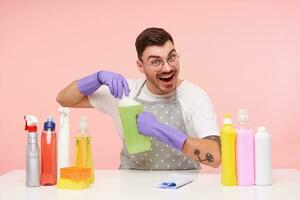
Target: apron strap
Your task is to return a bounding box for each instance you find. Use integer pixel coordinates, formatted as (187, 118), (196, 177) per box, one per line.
(135, 80), (177, 100)
(134, 80), (147, 99)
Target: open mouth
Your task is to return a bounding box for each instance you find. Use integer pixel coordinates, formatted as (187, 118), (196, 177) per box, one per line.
(158, 73), (175, 83)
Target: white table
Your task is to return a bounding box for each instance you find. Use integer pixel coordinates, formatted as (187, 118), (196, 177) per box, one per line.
(0, 169), (299, 200)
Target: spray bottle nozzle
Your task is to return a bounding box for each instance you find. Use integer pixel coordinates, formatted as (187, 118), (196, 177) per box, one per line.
(58, 107), (70, 115)
(79, 116), (88, 136)
(24, 115), (38, 132)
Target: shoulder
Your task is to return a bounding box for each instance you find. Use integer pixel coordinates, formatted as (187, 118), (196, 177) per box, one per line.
(177, 80), (210, 103)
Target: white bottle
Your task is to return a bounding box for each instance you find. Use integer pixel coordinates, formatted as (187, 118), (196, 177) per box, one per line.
(57, 107), (70, 177)
(255, 126), (272, 185)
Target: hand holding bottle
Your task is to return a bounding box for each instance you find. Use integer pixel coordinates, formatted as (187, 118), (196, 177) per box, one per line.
(137, 112), (187, 150)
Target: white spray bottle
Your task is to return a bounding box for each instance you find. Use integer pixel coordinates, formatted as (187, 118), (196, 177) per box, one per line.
(24, 115), (40, 187)
(58, 107), (70, 177)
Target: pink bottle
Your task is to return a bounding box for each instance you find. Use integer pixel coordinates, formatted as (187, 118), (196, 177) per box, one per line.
(236, 109), (254, 186)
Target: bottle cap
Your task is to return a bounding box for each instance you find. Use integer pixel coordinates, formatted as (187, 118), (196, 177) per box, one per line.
(237, 108), (249, 123)
(257, 126), (267, 132)
(44, 117), (56, 131)
(223, 114), (232, 125)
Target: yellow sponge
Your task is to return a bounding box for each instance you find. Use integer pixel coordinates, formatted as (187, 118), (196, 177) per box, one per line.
(60, 167), (92, 181)
(57, 167), (92, 190)
(57, 178), (90, 190)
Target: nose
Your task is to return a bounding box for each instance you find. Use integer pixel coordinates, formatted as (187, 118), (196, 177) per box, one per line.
(161, 61), (172, 72)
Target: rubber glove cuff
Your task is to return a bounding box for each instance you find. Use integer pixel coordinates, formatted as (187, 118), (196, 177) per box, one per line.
(77, 72), (102, 96)
(154, 123), (188, 151)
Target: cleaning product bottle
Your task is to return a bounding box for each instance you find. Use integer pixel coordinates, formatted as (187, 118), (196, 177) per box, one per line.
(118, 97), (151, 154)
(74, 117), (94, 183)
(58, 107), (70, 177)
(255, 126), (272, 185)
(41, 117), (57, 185)
(24, 115), (40, 187)
(236, 109), (254, 186)
(221, 114), (237, 186)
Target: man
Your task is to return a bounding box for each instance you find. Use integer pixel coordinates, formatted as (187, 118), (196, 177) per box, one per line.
(57, 27), (221, 170)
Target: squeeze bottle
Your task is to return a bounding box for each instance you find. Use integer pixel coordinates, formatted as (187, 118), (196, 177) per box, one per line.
(221, 114), (237, 186)
(236, 109), (254, 186)
(255, 126), (272, 185)
(41, 117), (57, 185)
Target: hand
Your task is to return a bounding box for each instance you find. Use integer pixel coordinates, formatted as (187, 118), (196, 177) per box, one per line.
(97, 71), (130, 99)
(137, 112), (188, 150)
(77, 71), (130, 98)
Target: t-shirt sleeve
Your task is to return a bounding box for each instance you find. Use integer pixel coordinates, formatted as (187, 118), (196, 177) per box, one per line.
(190, 89), (220, 138)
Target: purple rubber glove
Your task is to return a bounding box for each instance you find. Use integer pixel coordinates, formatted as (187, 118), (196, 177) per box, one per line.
(77, 71), (130, 98)
(137, 112), (188, 151)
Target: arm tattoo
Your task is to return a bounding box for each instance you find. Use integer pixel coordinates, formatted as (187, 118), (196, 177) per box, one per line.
(193, 135), (221, 163)
(194, 149), (215, 163)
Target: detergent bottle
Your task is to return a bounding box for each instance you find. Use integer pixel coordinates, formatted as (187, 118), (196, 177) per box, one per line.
(58, 107), (70, 177)
(255, 126), (272, 185)
(41, 117), (57, 185)
(221, 114), (237, 186)
(236, 109), (254, 186)
(118, 97), (151, 154)
(74, 117), (94, 183)
(24, 115), (40, 187)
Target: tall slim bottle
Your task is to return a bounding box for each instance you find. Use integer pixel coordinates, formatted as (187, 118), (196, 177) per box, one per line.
(74, 117), (94, 183)
(58, 107), (70, 177)
(236, 109), (254, 185)
(221, 114), (237, 186)
(24, 115), (40, 187)
(41, 117), (57, 185)
(255, 126), (272, 185)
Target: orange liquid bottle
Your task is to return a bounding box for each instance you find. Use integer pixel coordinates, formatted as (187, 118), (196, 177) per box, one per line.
(41, 117), (57, 185)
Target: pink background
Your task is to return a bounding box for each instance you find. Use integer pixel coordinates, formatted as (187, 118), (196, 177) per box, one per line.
(1, 0), (299, 175)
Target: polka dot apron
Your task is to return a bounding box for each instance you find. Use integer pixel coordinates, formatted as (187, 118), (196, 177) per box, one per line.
(120, 81), (200, 170)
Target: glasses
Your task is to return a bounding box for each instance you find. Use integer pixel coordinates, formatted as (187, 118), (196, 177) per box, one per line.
(141, 54), (180, 70)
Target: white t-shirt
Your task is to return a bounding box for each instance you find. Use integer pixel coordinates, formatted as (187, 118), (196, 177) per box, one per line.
(88, 79), (219, 139)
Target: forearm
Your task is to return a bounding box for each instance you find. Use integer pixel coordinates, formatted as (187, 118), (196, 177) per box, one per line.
(182, 135), (221, 168)
(56, 81), (87, 107)
(57, 71), (129, 108)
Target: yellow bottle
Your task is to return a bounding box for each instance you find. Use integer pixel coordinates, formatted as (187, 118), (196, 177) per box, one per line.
(221, 114), (237, 186)
(74, 117), (94, 183)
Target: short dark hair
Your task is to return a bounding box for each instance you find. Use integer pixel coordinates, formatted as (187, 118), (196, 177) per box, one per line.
(135, 27), (174, 60)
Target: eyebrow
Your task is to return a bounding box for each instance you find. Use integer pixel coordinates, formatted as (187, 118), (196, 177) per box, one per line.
(146, 49), (176, 61)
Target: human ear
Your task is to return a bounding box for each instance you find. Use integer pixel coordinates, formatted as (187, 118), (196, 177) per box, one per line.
(136, 60), (145, 74)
